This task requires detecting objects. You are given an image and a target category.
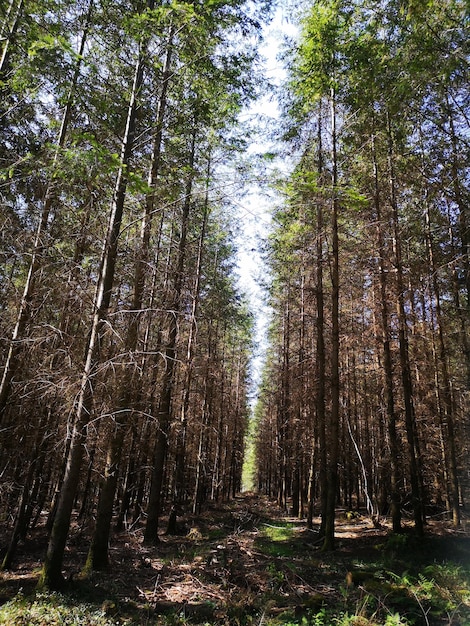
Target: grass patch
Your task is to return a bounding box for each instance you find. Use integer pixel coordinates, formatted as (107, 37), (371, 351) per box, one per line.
(0, 590), (130, 625)
(261, 522), (296, 542)
(1, 496), (468, 626)
(255, 522), (298, 558)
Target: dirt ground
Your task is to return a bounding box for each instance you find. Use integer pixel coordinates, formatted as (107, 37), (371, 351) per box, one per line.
(1, 494), (469, 624)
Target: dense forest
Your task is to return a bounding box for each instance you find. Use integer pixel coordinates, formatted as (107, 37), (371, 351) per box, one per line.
(0, 0), (264, 588)
(254, 0), (469, 550)
(0, 0), (469, 616)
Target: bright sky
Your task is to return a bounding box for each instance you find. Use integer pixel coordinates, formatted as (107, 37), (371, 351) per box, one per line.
(235, 7), (298, 399)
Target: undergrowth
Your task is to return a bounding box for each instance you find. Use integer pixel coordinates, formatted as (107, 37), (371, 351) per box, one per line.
(1, 499), (469, 626)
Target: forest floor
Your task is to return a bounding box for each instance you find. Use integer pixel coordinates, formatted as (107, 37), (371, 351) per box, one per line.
(0, 493), (469, 625)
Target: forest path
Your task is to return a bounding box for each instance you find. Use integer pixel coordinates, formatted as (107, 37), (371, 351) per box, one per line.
(1, 493), (469, 624)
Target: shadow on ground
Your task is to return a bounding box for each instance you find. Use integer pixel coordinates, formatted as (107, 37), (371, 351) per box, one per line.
(1, 495), (469, 624)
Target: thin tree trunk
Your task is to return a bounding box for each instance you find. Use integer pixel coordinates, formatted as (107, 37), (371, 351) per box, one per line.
(322, 87), (340, 551)
(387, 113), (424, 536)
(167, 160), (210, 533)
(423, 181), (460, 526)
(84, 29), (173, 572)
(446, 93), (470, 389)
(371, 131), (402, 533)
(1, 420), (44, 570)
(193, 315), (217, 514)
(211, 339), (226, 503)
(143, 129), (196, 545)
(0, 0), (93, 421)
(316, 107), (328, 537)
(115, 419), (138, 531)
(0, 0), (24, 79)
(277, 294), (290, 511)
(38, 35), (146, 589)
(308, 103), (326, 531)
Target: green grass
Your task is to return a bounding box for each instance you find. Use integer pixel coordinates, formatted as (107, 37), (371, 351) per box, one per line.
(261, 522), (296, 542)
(2, 558), (469, 626)
(0, 589), (211, 625)
(255, 522), (298, 558)
(1, 502), (469, 626)
(0, 591), (127, 625)
(254, 524), (470, 626)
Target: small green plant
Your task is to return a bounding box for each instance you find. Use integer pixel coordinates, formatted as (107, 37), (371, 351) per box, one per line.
(382, 533), (413, 555)
(0, 590), (125, 625)
(256, 522), (298, 558)
(384, 614), (408, 625)
(261, 522), (296, 542)
(267, 562), (285, 590)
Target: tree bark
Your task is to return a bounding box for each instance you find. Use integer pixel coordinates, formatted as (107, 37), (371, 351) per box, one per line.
(371, 131), (402, 533)
(38, 34), (146, 589)
(84, 28), (173, 571)
(423, 177), (460, 526)
(322, 88), (340, 551)
(387, 113), (424, 536)
(0, 0), (24, 80)
(308, 103), (326, 532)
(446, 93), (470, 389)
(167, 158), (209, 533)
(143, 129), (196, 545)
(0, 0), (93, 420)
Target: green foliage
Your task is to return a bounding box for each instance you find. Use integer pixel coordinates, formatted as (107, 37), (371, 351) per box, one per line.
(255, 523), (298, 558)
(27, 33), (77, 61)
(385, 563), (470, 622)
(241, 417), (257, 492)
(0, 591), (124, 625)
(261, 522), (296, 542)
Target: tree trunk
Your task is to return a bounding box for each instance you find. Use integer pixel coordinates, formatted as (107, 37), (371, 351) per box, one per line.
(446, 93), (470, 389)
(193, 326), (216, 515)
(84, 29), (173, 571)
(0, 0), (93, 420)
(38, 36), (146, 589)
(423, 180), (460, 526)
(371, 131), (402, 533)
(387, 113), (424, 536)
(167, 160), (209, 533)
(0, 0), (24, 80)
(322, 88), (340, 551)
(143, 129), (196, 545)
(308, 103), (326, 531)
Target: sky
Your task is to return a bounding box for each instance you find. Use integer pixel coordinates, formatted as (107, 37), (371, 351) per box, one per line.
(235, 6), (298, 399)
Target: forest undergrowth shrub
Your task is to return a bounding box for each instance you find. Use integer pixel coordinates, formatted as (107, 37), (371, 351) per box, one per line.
(0, 590), (124, 625)
(261, 523), (296, 542)
(256, 523), (298, 558)
(385, 566), (470, 624)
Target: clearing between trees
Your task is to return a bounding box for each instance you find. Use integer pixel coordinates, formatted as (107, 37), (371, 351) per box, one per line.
(1, 493), (469, 625)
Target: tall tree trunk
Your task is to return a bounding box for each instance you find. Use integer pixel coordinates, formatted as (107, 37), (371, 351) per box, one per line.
(38, 34), (146, 589)
(193, 307), (217, 514)
(278, 294), (290, 511)
(322, 88), (340, 551)
(143, 129), (196, 545)
(0, 0), (24, 80)
(387, 113), (424, 536)
(423, 181), (460, 526)
(84, 30), (173, 572)
(167, 161), (209, 533)
(211, 337), (226, 503)
(308, 103), (326, 532)
(1, 411), (46, 570)
(0, 0), (93, 420)
(371, 132), (402, 532)
(446, 93), (470, 389)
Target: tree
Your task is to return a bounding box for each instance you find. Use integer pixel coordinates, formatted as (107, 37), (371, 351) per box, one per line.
(0, 0), (93, 419)
(255, 0), (468, 540)
(39, 2), (152, 587)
